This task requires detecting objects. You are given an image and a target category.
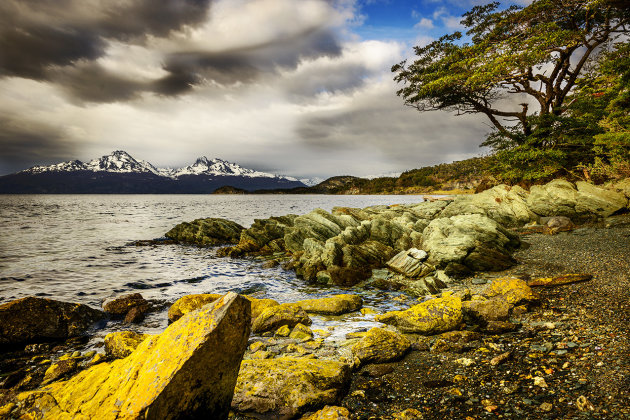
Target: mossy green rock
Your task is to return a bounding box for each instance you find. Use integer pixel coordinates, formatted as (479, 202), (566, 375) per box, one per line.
(232, 357), (351, 418)
(104, 331), (150, 359)
(165, 217), (244, 246)
(252, 303), (312, 333)
(376, 296), (463, 334)
(16, 292), (251, 420)
(295, 294), (363, 315)
(168, 293), (279, 323)
(351, 327), (410, 365)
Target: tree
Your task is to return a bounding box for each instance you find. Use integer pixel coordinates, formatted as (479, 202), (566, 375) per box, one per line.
(392, 0), (629, 149)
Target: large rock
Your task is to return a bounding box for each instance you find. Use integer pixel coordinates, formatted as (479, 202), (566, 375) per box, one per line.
(0, 297), (104, 346)
(422, 214), (520, 273)
(103, 293), (149, 323)
(386, 248), (432, 278)
(483, 277), (537, 305)
(351, 327), (411, 365)
(376, 295), (462, 334)
(225, 215), (298, 256)
(232, 358), (351, 418)
(575, 181), (627, 217)
(165, 217), (244, 246)
(295, 294), (363, 315)
(527, 179), (627, 220)
(252, 303), (312, 333)
(16, 292), (251, 419)
(104, 331), (150, 359)
(168, 294), (278, 323)
(284, 209), (358, 253)
(439, 185), (537, 227)
(461, 298), (511, 325)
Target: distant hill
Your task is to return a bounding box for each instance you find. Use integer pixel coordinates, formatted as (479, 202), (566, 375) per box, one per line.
(254, 157), (494, 195)
(0, 151), (306, 194)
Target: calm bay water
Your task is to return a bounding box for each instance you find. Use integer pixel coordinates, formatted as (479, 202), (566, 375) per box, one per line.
(0, 194), (426, 337)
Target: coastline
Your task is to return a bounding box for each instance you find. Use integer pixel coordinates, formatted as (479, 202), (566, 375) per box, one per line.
(1, 178), (629, 419)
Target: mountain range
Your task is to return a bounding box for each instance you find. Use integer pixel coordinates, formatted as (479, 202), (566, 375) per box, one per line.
(0, 151), (309, 193)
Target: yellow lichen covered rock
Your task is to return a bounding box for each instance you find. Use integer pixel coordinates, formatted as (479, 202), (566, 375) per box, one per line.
(232, 357), (351, 418)
(483, 277), (537, 305)
(301, 405), (351, 420)
(16, 292), (251, 420)
(252, 303), (312, 333)
(375, 296), (462, 334)
(104, 331), (150, 359)
(168, 293), (278, 322)
(351, 327), (410, 365)
(295, 294), (363, 315)
(290, 323), (314, 342)
(42, 358), (78, 385)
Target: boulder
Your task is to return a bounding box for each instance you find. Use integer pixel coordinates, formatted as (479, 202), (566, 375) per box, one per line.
(16, 292), (251, 419)
(575, 181), (627, 217)
(386, 248), (432, 278)
(543, 216), (575, 234)
(439, 185), (536, 227)
(295, 294), (363, 315)
(527, 179), (627, 220)
(168, 293), (222, 322)
(252, 303), (312, 333)
(422, 214), (520, 273)
(165, 217), (244, 246)
(104, 331), (150, 359)
(483, 277), (537, 305)
(0, 297), (104, 346)
(168, 294), (278, 323)
(103, 293), (149, 323)
(301, 405), (351, 420)
(284, 209), (357, 253)
(462, 298), (511, 325)
(351, 327), (411, 365)
(227, 215), (298, 256)
(376, 295), (462, 334)
(232, 357), (351, 418)
(290, 323), (314, 342)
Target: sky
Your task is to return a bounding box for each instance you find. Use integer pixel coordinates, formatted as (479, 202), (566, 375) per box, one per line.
(0, 0), (520, 178)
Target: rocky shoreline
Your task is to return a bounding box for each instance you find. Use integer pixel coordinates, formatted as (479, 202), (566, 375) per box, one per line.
(1, 178), (629, 419)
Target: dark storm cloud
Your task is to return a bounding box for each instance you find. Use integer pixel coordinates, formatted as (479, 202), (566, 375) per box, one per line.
(0, 0), (212, 100)
(159, 29), (342, 90)
(0, 0), (344, 102)
(49, 62), (148, 103)
(0, 114), (77, 174)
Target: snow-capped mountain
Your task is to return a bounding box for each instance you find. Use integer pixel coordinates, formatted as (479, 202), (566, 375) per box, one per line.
(172, 156), (297, 181)
(7, 151), (306, 193)
(21, 151), (298, 181)
(299, 177), (325, 187)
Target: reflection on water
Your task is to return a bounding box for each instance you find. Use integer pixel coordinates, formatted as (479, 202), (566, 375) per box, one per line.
(0, 194), (425, 336)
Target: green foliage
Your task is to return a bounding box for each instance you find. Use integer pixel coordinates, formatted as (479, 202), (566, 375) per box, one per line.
(394, 0), (629, 183)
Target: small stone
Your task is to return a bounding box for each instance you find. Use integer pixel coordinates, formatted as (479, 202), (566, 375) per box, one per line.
(533, 376), (547, 388)
(576, 395), (594, 411)
(544, 322), (556, 329)
(249, 341), (266, 353)
(539, 402), (553, 412)
(490, 351), (511, 366)
(471, 278), (487, 285)
(392, 408), (424, 419)
(301, 405), (351, 420)
(360, 308), (377, 315)
(289, 323), (314, 342)
(455, 358), (474, 367)
(275, 325), (291, 337)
